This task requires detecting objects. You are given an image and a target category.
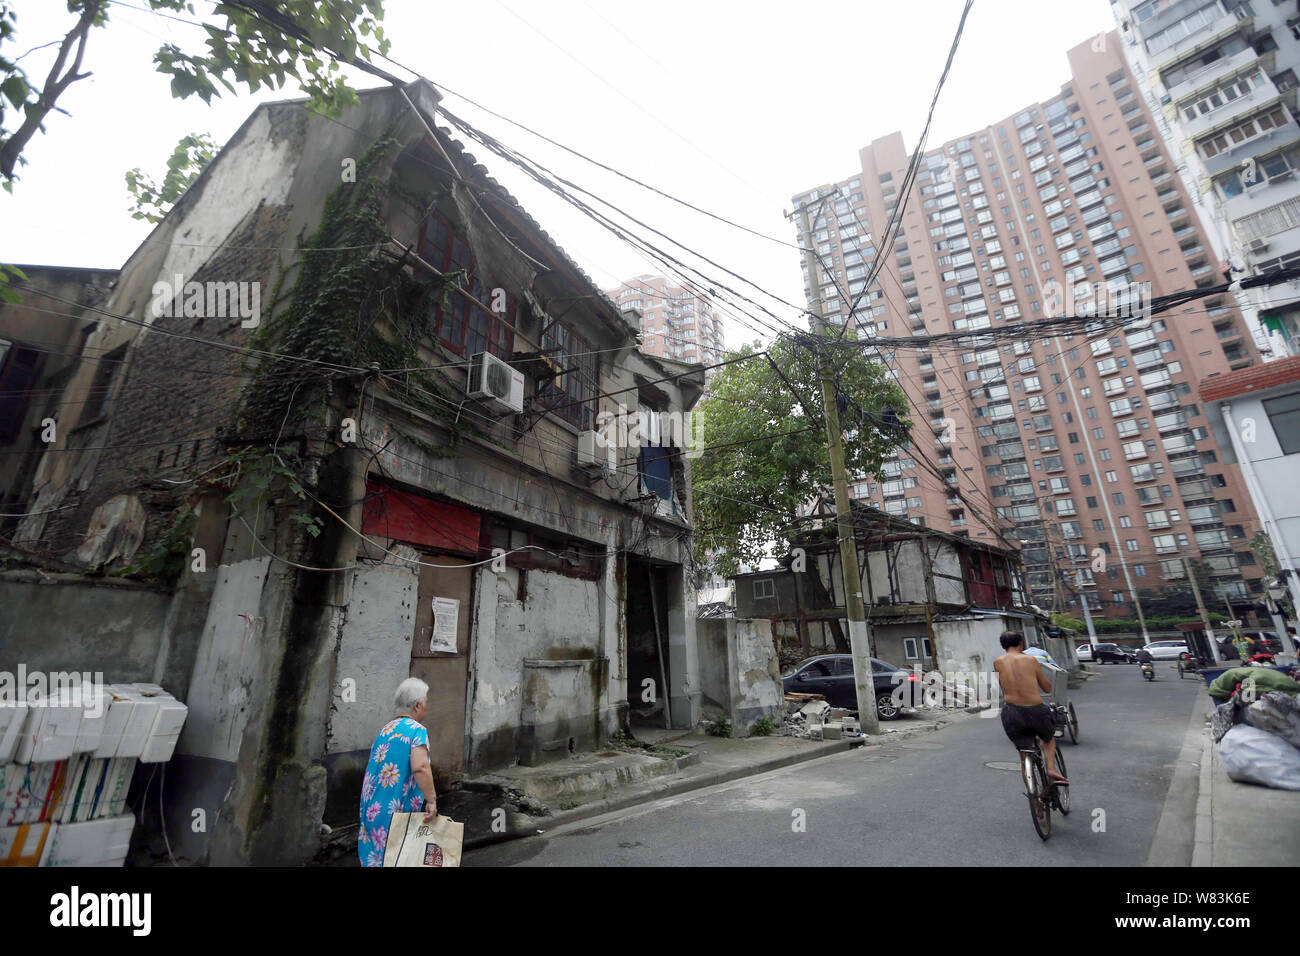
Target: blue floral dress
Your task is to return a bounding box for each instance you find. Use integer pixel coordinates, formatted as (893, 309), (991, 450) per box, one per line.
(358, 716), (429, 867)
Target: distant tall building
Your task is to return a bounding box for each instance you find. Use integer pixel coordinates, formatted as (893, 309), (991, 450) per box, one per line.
(1110, 0), (1300, 358)
(792, 31), (1271, 620)
(608, 275), (725, 367)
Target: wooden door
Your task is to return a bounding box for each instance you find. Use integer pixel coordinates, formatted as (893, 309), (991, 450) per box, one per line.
(410, 556), (474, 788)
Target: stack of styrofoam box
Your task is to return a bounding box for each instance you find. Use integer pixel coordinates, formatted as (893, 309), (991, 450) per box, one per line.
(0, 683), (188, 867)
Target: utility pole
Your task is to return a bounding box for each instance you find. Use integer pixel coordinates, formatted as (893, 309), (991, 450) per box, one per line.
(1182, 555), (1220, 663)
(1048, 515), (1097, 646)
(793, 199), (880, 735)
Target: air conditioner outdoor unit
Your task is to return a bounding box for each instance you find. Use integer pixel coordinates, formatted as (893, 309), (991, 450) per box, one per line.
(576, 429), (616, 472)
(466, 351), (525, 415)
(1246, 237), (1269, 254)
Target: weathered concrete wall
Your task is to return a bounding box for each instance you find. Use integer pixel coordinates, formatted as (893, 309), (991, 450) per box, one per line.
(319, 552), (418, 824)
(931, 542), (966, 605)
(696, 618), (783, 734)
(730, 618), (782, 734)
(0, 573), (171, 679)
(326, 553), (418, 755)
(467, 565), (610, 771)
(518, 658), (602, 764)
(932, 616), (1007, 674)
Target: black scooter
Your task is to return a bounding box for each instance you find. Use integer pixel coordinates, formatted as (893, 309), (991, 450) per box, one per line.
(1140, 659), (1155, 681)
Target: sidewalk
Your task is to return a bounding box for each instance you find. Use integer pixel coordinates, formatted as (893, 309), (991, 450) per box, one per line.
(1150, 685), (1300, 867)
(447, 706), (975, 850)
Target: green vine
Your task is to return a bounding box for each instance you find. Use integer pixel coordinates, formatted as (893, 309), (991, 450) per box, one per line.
(226, 123), (486, 525)
(115, 507), (198, 586)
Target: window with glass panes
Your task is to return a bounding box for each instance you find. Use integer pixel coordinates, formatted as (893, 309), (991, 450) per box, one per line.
(538, 321), (598, 430)
(419, 214), (515, 359)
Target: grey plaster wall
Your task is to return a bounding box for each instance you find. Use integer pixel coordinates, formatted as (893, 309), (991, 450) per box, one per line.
(0, 573), (171, 679)
(326, 553), (418, 755)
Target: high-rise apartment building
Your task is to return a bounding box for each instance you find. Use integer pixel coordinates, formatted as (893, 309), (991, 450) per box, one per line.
(608, 275), (726, 367)
(792, 32), (1271, 619)
(1111, 0), (1300, 358)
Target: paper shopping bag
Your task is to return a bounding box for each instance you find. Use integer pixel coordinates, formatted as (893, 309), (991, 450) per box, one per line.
(382, 812), (463, 867)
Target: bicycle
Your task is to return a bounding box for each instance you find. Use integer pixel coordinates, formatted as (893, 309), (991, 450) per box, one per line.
(1049, 700), (1079, 745)
(1019, 738), (1070, 841)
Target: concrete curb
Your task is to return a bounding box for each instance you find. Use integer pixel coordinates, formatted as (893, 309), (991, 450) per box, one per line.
(1146, 690), (1208, 867)
(469, 713), (966, 849)
(1192, 729), (1214, 867)
(467, 738), (853, 848)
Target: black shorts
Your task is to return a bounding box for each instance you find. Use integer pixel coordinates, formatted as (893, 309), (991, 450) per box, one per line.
(1001, 702), (1054, 750)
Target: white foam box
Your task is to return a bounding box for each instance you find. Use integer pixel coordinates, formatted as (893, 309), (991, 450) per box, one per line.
(74, 688), (110, 755)
(46, 754), (89, 823)
(0, 821), (55, 867)
(94, 687), (157, 759)
(1, 759), (69, 825)
(0, 703), (28, 764)
(14, 697), (83, 764)
(69, 758), (108, 823)
(114, 690), (159, 760)
(92, 690), (132, 759)
(0, 762), (25, 825)
(140, 698), (188, 763)
(95, 757), (136, 819)
(39, 813), (134, 867)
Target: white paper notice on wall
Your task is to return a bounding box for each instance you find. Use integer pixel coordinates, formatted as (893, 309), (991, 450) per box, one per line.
(430, 596), (459, 654)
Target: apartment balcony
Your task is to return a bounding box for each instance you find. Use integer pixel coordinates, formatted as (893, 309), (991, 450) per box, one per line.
(1148, 5), (1252, 74)
(1202, 121), (1300, 178)
(1190, 264), (1213, 279)
(1184, 85), (1283, 143)
(1172, 224), (1197, 241)
(1144, 154), (1169, 172)
(1163, 44), (1259, 106)
(1226, 351), (1253, 369)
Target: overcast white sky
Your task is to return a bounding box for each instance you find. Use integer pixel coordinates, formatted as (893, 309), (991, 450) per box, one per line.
(2, 0), (1117, 348)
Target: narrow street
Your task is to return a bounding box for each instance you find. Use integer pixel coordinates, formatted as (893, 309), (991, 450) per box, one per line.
(468, 664), (1203, 866)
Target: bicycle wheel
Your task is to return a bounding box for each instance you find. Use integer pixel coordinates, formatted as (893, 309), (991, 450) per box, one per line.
(1053, 748), (1070, 815)
(1066, 702), (1079, 745)
(1023, 752), (1051, 840)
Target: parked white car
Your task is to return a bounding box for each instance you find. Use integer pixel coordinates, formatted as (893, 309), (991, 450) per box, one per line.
(1141, 640), (1189, 661)
(1076, 644), (1092, 661)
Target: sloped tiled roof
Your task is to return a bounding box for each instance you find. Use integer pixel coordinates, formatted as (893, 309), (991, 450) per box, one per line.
(1199, 355), (1300, 403)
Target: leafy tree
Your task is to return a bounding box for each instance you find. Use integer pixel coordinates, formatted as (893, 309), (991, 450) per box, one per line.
(0, 0), (390, 186)
(691, 333), (910, 578)
(1251, 530), (1278, 577)
(125, 132), (216, 223)
(1051, 612), (1085, 634)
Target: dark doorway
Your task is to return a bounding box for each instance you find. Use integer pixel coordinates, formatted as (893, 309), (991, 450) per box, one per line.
(625, 558), (671, 733)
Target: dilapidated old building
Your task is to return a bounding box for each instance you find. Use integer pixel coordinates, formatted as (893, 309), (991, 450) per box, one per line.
(1, 80), (706, 864)
(733, 499), (1070, 673)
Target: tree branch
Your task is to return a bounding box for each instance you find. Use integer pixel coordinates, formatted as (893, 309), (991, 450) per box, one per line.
(0, 0), (101, 181)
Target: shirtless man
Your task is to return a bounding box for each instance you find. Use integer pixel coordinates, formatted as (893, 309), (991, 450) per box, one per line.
(994, 631), (1068, 784)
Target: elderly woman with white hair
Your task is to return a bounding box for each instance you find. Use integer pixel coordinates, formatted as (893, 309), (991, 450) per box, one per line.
(357, 677), (438, 866)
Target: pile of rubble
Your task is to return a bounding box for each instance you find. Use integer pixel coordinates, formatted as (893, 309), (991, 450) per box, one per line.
(783, 699), (862, 740)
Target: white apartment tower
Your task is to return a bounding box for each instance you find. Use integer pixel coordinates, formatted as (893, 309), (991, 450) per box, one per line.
(608, 275), (726, 367)
(1112, 0), (1300, 356)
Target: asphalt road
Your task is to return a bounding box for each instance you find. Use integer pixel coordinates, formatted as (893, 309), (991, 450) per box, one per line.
(467, 660), (1207, 866)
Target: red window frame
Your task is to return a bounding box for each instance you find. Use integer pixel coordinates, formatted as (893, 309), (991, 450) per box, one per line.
(418, 214), (515, 359)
